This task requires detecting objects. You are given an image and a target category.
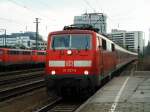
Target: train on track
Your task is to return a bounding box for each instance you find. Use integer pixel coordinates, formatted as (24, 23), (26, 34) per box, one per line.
(44, 24), (137, 97)
(0, 48), (46, 66)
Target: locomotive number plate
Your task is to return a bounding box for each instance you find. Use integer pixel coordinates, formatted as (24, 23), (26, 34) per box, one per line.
(63, 69), (76, 72)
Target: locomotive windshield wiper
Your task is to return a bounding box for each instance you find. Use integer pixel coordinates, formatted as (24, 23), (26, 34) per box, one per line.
(85, 41), (89, 51)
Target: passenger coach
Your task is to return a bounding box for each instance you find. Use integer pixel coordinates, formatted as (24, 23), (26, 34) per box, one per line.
(0, 48), (46, 66)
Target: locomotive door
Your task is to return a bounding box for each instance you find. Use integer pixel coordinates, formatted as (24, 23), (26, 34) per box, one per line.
(97, 36), (103, 83)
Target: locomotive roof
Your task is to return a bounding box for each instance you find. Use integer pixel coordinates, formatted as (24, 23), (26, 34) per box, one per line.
(49, 29), (95, 35)
(63, 24), (99, 32)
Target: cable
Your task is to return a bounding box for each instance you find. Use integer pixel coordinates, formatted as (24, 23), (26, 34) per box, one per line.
(35, 0), (53, 10)
(7, 0), (55, 22)
(0, 17), (14, 23)
(83, 0), (96, 12)
(0, 17), (26, 28)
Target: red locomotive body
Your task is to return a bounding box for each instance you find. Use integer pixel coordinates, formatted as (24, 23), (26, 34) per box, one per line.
(45, 25), (137, 96)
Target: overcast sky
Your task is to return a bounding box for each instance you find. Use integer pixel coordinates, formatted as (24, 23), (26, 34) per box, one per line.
(0, 0), (150, 44)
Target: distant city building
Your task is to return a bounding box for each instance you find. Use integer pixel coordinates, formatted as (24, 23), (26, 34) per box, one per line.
(0, 32), (47, 50)
(74, 13), (107, 34)
(107, 29), (144, 54)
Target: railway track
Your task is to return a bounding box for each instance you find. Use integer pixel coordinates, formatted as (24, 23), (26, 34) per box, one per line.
(35, 98), (83, 112)
(33, 63), (137, 112)
(0, 79), (45, 101)
(0, 71), (44, 85)
(0, 68), (44, 77)
(0, 67), (84, 112)
(0, 63), (45, 72)
(0, 68), (45, 101)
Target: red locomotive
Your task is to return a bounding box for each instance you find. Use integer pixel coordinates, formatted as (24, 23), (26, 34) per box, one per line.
(0, 48), (46, 66)
(45, 24), (137, 96)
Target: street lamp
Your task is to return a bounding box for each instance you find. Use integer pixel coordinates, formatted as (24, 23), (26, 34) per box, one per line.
(0, 29), (6, 47)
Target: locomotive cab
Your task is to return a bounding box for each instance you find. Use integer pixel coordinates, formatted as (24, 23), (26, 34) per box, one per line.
(45, 28), (100, 96)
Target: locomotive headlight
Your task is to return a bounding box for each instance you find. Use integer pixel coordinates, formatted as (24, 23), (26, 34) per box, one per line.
(67, 50), (72, 55)
(84, 70), (89, 75)
(51, 70), (56, 75)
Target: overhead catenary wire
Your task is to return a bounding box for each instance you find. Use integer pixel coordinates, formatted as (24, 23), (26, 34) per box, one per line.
(0, 17), (29, 32)
(7, 0), (55, 22)
(2, 0), (58, 35)
(83, 0), (97, 12)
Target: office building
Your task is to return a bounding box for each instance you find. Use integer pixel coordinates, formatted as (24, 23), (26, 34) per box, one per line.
(0, 32), (47, 50)
(74, 13), (107, 34)
(108, 29), (144, 54)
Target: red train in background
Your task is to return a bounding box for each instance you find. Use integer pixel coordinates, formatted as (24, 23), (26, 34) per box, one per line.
(0, 48), (46, 66)
(44, 24), (137, 97)
(32, 50), (46, 64)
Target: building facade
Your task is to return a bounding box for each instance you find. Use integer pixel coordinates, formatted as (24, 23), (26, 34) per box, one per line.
(74, 13), (107, 34)
(108, 29), (144, 54)
(0, 32), (47, 50)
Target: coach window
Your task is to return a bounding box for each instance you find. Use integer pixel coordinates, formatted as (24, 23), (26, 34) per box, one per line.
(17, 51), (20, 55)
(37, 52), (45, 55)
(8, 51), (15, 55)
(111, 44), (115, 51)
(0, 50), (3, 55)
(102, 39), (106, 50)
(25, 51), (28, 55)
(23, 51), (27, 55)
(26, 51), (30, 55)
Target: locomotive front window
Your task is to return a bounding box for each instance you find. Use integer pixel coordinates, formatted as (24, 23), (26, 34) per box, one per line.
(51, 35), (70, 49)
(71, 35), (91, 50)
(51, 34), (91, 50)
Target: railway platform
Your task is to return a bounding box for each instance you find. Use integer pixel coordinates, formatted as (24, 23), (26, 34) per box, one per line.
(75, 69), (150, 112)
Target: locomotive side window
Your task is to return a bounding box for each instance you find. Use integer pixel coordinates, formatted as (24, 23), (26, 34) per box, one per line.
(102, 39), (106, 50)
(111, 44), (115, 51)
